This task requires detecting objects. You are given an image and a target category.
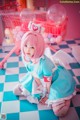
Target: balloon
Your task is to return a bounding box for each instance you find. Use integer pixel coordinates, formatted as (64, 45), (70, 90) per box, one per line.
(46, 4), (67, 24)
(20, 8), (35, 22)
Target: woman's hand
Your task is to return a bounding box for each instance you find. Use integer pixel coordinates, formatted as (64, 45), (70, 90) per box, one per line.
(37, 84), (43, 90)
(39, 96), (48, 105)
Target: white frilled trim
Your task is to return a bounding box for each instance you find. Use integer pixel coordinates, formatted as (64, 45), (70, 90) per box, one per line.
(20, 85), (39, 104)
(46, 90), (76, 106)
(20, 86), (30, 96)
(26, 96), (39, 104)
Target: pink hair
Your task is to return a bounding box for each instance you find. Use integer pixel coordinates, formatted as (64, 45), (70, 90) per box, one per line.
(21, 31), (45, 59)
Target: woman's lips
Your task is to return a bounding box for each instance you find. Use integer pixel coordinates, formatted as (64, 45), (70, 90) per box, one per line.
(26, 53), (30, 55)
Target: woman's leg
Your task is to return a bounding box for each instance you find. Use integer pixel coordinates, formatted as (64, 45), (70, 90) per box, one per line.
(52, 100), (70, 117)
(13, 83), (40, 104)
(13, 84), (23, 96)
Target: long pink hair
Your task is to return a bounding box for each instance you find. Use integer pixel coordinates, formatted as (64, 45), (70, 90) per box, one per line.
(21, 31), (45, 59)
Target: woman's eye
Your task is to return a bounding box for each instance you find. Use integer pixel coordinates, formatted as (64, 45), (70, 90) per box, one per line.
(31, 47), (34, 49)
(25, 45), (27, 47)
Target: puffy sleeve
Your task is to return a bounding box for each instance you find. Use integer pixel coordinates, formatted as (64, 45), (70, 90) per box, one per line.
(41, 56), (55, 77)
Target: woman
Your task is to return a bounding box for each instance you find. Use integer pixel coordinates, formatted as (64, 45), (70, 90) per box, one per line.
(13, 31), (76, 116)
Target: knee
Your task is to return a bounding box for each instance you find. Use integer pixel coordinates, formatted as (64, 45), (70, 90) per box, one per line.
(13, 86), (18, 95)
(13, 84), (21, 95)
(53, 105), (70, 117)
(52, 100), (70, 117)
(53, 110), (67, 117)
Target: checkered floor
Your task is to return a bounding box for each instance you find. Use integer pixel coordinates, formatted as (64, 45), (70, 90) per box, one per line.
(0, 39), (80, 120)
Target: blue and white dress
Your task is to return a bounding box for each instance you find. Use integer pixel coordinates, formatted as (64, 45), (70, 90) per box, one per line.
(20, 54), (76, 104)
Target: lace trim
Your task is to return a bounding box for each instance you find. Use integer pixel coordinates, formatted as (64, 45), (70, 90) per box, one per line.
(46, 90), (76, 106)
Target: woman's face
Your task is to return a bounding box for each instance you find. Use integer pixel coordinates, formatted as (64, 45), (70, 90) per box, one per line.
(23, 41), (35, 58)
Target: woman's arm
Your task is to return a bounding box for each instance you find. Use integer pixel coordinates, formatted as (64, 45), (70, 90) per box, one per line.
(34, 77), (42, 86)
(44, 76), (52, 94)
(39, 76), (52, 105)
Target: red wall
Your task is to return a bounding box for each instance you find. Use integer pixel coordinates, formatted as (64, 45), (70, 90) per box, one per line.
(34, 0), (80, 40)
(59, 3), (80, 40)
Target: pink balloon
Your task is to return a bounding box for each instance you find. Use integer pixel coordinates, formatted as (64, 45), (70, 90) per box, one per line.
(46, 4), (67, 24)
